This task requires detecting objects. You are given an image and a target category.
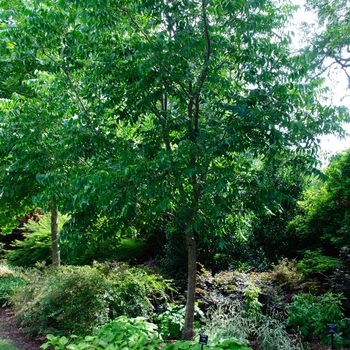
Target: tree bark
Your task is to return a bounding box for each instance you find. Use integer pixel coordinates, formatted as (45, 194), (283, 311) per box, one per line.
(181, 227), (197, 340)
(51, 201), (60, 267)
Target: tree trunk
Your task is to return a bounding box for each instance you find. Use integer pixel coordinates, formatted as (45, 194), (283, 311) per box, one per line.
(51, 201), (60, 267)
(181, 227), (197, 340)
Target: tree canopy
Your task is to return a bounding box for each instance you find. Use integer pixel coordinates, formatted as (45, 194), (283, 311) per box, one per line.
(304, 0), (350, 84)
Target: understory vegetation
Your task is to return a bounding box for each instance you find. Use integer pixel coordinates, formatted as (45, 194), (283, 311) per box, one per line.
(1, 253), (350, 350)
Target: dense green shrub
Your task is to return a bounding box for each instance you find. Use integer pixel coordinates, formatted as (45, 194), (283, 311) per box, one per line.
(287, 150), (350, 257)
(297, 249), (337, 279)
(11, 265), (110, 336)
(9, 262), (173, 337)
(287, 292), (345, 344)
(99, 261), (174, 319)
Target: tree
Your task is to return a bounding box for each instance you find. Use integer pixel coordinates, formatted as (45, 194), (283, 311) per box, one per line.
(249, 154), (317, 263)
(303, 0), (350, 84)
(288, 148), (350, 256)
(59, 0), (347, 339)
(0, 0), (88, 265)
(1, 0), (349, 339)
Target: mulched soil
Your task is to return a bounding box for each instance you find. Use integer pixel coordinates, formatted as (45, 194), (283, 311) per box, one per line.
(0, 307), (45, 350)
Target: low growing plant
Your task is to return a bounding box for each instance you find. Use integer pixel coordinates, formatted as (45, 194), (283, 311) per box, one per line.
(154, 303), (206, 340)
(11, 265), (110, 336)
(163, 337), (252, 350)
(0, 339), (20, 350)
(42, 325), (252, 350)
(41, 316), (163, 350)
(0, 262), (27, 305)
(287, 291), (345, 344)
(203, 303), (300, 350)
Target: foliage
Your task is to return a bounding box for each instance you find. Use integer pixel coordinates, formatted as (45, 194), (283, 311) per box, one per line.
(98, 261), (174, 319)
(288, 149), (350, 256)
(0, 262), (26, 305)
(249, 157), (314, 263)
(6, 213), (69, 267)
(153, 303), (206, 340)
(297, 249), (337, 280)
(11, 265), (110, 336)
(10, 263), (173, 337)
(328, 246), (350, 313)
(196, 268), (302, 349)
(287, 292), (345, 343)
(41, 316), (252, 349)
(154, 304), (185, 340)
(163, 338), (252, 350)
(270, 259), (305, 292)
(41, 316), (163, 350)
(61, 236), (147, 266)
(196, 268), (286, 316)
(203, 303), (299, 350)
(303, 0), (350, 86)
(160, 224), (188, 279)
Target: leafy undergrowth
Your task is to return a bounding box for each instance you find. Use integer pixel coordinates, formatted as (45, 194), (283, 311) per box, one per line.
(0, 258), (350, 349)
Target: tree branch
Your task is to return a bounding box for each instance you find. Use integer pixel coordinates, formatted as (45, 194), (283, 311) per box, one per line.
(0, 87), (36, 99)
(64, 70), (87, 113)
(40, 48), (87, 113)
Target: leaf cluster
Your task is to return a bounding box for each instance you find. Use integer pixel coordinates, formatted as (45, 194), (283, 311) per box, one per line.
(5, 212), (69, 267)
(8, 263), (173, 337)
(287, 292), (346, 344)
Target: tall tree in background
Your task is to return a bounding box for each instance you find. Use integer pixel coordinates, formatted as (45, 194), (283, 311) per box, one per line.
(0, 0), (349, 339)
(288, 148), (350, 255)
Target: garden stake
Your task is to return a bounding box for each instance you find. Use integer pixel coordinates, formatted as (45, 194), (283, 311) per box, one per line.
(326, 323), (338, 350)
(199, 334), (208, 349)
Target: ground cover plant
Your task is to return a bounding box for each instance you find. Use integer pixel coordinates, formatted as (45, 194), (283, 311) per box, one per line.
(41, 315), (253, 350)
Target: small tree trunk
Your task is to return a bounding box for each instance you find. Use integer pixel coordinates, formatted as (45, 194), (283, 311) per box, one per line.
(181, 227), (197, 340)
(51, 201), (60, 267)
